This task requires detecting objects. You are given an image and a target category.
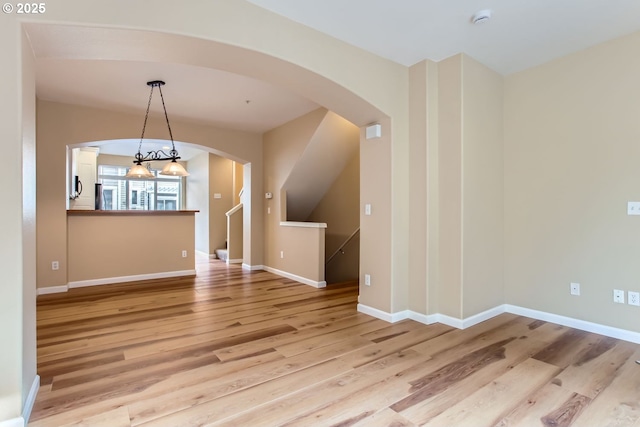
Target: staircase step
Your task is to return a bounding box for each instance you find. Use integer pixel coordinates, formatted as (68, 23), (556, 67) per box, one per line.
(215, 249), (228, 261)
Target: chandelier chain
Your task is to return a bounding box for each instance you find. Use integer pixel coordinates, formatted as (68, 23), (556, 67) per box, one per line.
(137, 84), (155, 157)
(125, 80), (189, 178)
(157, 84), (176, 152)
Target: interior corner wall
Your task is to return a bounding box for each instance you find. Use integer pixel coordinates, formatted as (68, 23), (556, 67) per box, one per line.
(209, 154), (234, 252)
(263, 108), (328, 270)
(187, 152), (210, 255)
(307, 150), (360, 254)
(307, 150), (360, 283)
(408, 61), (429, 314)
(437, 55), (464, 319)
(460, 55), (504, 318)
(233, 162), (243, 206)
(426, 61), (441, 315)
(408, 59), (440, 315)
(360, 115), (394, 312)
(435, 54), (504, 320)
(0, 20), (35, 422)
(504, 31), (640, 333)
(21, 26), (38, 420)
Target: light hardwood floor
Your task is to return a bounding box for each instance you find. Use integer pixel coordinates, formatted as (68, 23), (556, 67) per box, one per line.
(31, 258), (640, 426)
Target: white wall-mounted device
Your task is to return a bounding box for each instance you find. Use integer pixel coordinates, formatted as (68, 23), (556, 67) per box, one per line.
(265, 192), (273, 199)
(365, 124), (382, 140)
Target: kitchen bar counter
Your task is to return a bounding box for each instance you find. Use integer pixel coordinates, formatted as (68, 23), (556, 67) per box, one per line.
(66, 210), (198, 286)
(67, 210), (199, 215)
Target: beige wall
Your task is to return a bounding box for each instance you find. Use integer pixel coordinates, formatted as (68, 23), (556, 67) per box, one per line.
(263, 108), (363, 286)
(410, 60), (442, 315)
(187, 152), (210, 254)
(307, 151), (360, 283)
(504, 31), (640, 332)
(209, 154), (234, 252)
(36, 103), (70, 289)
(461, 56), (504, 317)
(187, 153), (236, 256)
(419, 54), (504, 320)
(67, 213), (195, 282)
(279, 224), (326, 283)
(227, 205), (244, 261)
(21, 27), (38, 419)
(263, 109), (328, 269)
(359, 116), (395, 311)
(438, 55), (464, 318)
(408, 60), (440, 314)
(36, 100), (263, 289)
(0, 24), (37, 422)
(0, 21), (23, 418)
(233, 162), (243, 206)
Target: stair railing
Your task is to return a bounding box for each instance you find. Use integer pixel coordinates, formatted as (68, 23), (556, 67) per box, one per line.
(325, 227), (360, 265)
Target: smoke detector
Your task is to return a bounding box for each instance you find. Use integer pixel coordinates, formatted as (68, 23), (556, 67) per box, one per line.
(471, 9), (492, 24)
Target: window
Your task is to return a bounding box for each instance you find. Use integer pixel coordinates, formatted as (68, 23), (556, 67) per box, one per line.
(98, 165), (183, 210)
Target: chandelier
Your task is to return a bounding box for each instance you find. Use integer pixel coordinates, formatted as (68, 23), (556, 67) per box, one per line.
(125, 80), (189, 178)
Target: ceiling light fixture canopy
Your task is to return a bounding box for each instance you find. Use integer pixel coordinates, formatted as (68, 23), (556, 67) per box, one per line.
(125, 80), (189, 178)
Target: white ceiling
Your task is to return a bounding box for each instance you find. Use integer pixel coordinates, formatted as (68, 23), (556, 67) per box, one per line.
(27, 21), (323, 159)
(27, 1), (640, 160)
(35, 58), (320, 135)
(32, 57), (320, 159)
(249, 0), (640, 75)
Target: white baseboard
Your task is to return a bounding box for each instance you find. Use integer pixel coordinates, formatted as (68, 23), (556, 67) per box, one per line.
(504, 304), (640, 344)
(357, 303), (640, 344)
(262, 266), (326, 288)
(196, 250), (217, 259)
(37, 285), (69, 296)
(461, 304), (507, 329)
(227, 259), (243, 264)
(242, 263), (264, 271)
(407, 311), (439, 325)
(23, 375), (39, 425)
(0, 374), (38, 427)
(0, 417), (24, 427)
(39, 270), (197, 293)
(67, 270), (196, 289)
(429, 313), (464, 329)
(423, 306), (507, 329)
(357, 304), (403, 322)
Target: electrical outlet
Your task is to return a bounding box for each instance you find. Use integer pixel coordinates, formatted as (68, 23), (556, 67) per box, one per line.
(628, 291), (640, 306)
(628, 202), (640, 215)
(570, 282), (580, 296)
(181, 250), (187, 258)
(364, 274), (371, 286)
(280, 251), (284, 259)
(613, 289), (625, 304)
(51, 261), (59, 271)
